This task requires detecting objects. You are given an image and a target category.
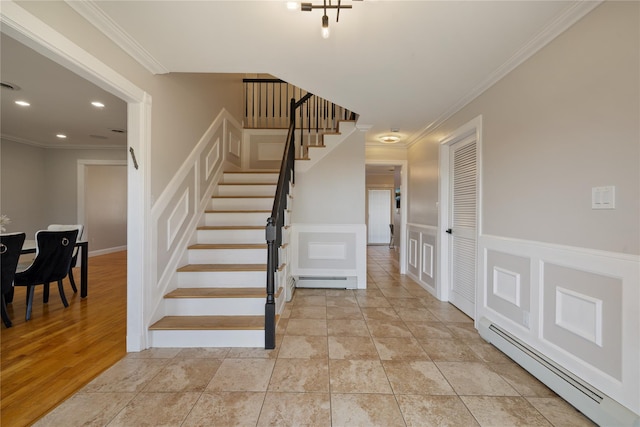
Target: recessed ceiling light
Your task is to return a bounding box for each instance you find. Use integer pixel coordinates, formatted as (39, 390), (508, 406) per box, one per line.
(56, 134), (67, 139)
(15, 100), (30, 107)
(91, 101), (105, 108)
(287, 2), (298, 10)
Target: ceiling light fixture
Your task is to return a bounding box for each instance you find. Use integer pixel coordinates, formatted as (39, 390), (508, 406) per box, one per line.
(286, 1), (298, 10)
(379, 135), (401, 144)
(56, 134), (67, 139)
(91, 101), (105, 108)
(15, 100), (30, 107)
(301, 0), (358, 39)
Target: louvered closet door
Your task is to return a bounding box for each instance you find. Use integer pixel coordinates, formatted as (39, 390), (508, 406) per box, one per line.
(448, 135), (477, 318)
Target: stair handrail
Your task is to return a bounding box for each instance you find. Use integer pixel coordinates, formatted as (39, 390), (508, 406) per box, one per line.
(265, 94), (312, 349)
(243, 78), (357, 158)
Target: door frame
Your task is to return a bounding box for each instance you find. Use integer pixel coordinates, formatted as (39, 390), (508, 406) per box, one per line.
(77, 160), (128, 255)
(2, 2), (151, 351)
(437, 116), (483, 309)
(366, 159), (408, 274)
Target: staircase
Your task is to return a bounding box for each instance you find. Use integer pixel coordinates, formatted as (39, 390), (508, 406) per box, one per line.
(149, 170), (284, 347)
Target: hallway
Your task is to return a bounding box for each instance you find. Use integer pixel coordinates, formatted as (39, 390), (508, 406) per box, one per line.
(35, 247), (594, 426)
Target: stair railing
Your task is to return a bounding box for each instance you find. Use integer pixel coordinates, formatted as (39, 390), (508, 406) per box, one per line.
(244, 78), (357, 159)
(265, 94), (312, 349)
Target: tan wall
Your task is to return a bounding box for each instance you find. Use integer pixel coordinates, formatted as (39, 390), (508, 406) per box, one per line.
(408, 1), (639, 255)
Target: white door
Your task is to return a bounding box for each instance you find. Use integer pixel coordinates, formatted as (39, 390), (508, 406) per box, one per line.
(367, 189), (391, 244)
(447, 135), (477, 318)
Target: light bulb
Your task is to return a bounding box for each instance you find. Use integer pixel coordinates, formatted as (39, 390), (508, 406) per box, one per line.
(321, 14), (330, 39)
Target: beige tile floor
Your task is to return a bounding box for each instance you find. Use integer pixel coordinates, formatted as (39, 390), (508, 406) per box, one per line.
(35, 246), (596, 426)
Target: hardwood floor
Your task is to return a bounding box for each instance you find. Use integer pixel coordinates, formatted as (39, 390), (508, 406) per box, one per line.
(1, 251), (127, 427)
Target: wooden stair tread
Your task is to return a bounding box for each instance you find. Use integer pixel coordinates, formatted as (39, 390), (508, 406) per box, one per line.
(166, 287), (265, 298)
(205, 209), (270, 213)
(149, 315), (264, 330)
(219, 182), (275, 186)
(165, 287), (283, 299)
(224, 170), (278, 174)
(212, 196), (273, 199)
(177, 264), (267, 272)
(188, 243), (267, 250)
(198, 225), (264, 230)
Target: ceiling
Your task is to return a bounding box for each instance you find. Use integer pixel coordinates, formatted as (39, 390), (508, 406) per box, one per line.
(1, 1), (597, 150)
(0, 33), (127, 149)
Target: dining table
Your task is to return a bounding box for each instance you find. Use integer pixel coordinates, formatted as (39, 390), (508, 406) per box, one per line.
(20, 239), (89, 298)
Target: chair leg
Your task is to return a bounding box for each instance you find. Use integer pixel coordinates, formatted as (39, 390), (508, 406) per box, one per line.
(58, 280), (69, 308)
(1, 294), (12, 328)
(68, 268), (78, 293)
(43, 282), (50, 303)
(26, 286), (35, 321)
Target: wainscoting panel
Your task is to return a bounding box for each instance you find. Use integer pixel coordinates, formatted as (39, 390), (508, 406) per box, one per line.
(199, 127), (223, 202)
(542, 263), (621, 380)
(243, 129), (287, 170)
(406, 224), (438, 295)
(225, 118), (242, 168)
(485, 250), (530, 330)
(149, 109), (241, 325)
(291, 224), (367, 289)
(477, 234), (639, 416)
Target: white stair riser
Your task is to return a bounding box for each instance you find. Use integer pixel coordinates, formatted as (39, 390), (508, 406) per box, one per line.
(210, 197), (273, 211)
(223, 173), (278, 184)
(205, 212), (270, 226)
(218, 184), (276, 197)
(165, 298), (264, 316)
(177, 271), (265, 287)
(149, 329), (264, 348)
(197, 229), (264, 244)
(188, 249), (266, 264)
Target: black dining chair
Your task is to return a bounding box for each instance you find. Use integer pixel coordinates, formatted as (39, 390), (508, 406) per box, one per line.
(14, 229), (79, 321)
(1, 232), (26, 328)
(47, 224), (84, 294)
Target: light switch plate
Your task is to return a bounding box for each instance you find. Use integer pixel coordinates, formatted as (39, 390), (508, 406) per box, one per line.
(592, 186), (615, 209)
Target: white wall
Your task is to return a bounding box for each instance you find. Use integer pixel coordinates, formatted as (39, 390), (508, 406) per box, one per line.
(293, 130), (366, 224)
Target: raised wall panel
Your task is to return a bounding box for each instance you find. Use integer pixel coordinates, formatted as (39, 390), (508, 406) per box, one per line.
(167, 189), (189, 251)
(409, 237), (418, 269)
(478, 233), (639, 416)
(248, 133), (285, 170)
(308, 242), (346, 260)
(543, 263), (621, 380)
(206, 138), (220, 180)
(422, 243), (433, 278)
(485, 250), (530, 329)
(493, 267), (521, 307)
(555, 287), (602, 346)
(290, 224), (367, 289)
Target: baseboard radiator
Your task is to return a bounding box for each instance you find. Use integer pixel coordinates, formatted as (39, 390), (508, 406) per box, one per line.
(295, 276), (357, 289)
(478, 318), (639, 427)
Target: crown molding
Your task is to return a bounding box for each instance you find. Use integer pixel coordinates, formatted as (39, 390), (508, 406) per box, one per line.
(406, 0), (603, 148)
(65, 0), (169, 75)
